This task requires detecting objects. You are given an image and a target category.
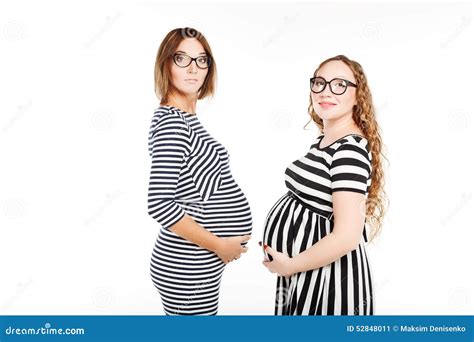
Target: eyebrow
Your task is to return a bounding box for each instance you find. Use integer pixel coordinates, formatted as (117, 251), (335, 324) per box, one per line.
(317, 75), (356, 83)
(175, 50), (207, 55)
(317, 75), (350, 79)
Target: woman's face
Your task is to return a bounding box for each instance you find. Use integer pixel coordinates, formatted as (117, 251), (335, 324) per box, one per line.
(311, 60), (357, 122)
(169, 38), (209, 98)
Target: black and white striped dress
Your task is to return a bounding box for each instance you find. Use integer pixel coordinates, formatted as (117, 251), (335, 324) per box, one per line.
(147, 105), (253, 315)
(263, 134), (374, 315)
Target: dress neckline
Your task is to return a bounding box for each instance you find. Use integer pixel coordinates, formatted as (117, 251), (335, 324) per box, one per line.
(316, 133), (366, 150)
(162, 105), (198, 120)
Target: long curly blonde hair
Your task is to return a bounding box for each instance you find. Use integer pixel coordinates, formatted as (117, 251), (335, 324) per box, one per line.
(307, 55), (387, 242)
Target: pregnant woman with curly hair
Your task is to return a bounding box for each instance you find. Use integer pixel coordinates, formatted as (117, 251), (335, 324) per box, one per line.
(262, 55), (386, 315)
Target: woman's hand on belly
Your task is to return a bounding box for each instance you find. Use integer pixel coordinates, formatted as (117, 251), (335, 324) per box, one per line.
(213, 235), (251, 264)
(262, 246), (295, 278)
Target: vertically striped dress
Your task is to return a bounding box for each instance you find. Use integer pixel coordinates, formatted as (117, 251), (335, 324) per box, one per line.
(262, 134), (374, 315)
(147, 105), (253, 315)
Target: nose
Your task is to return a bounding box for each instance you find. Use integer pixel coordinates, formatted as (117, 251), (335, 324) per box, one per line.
(317, 84), (334, 99)
(318, 84), (333, 97)
(187, 61), (198, 73)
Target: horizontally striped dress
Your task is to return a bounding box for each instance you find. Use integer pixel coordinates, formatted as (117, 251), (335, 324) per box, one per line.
(147, 105), (253, 315)
(262, 134), (374, 315)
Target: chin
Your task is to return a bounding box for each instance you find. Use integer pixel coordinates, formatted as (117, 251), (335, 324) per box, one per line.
(315, 110), (345, 122)
(178, 85), (202, 96)
(315, 109), (334, 119)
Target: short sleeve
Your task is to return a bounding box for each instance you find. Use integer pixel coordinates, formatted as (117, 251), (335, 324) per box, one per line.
(330, 142), (372, 194)
(147, 109), (192, 229)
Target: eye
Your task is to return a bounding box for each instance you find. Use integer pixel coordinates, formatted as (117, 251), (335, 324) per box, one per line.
(333, 80), (347, 88)
(197, 56), (208, 64)
(175, 54), (185, 62)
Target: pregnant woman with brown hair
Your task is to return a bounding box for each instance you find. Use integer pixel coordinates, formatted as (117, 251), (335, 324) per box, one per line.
(262, 55), (386, 315)
(147, 27), (252, 315)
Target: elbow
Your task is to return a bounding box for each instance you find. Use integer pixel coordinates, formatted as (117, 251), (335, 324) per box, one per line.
(147, 195), (171, 218)
(147, 199), (167, 227)
(147, 198), (159, 218)
(147, 198), (184, 230)
(147, 200), (158, 218)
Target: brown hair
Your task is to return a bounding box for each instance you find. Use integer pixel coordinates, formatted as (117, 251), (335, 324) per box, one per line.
(307, 55), (388, 242)
(154, 27), (217, 104)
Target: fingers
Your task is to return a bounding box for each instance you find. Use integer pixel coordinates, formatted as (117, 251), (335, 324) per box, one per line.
(264, 245), (274, 256)
(219, 234), (252, 264)
(233, 252), (243, 260)
(262, 260), (274, 273)
(222, 253), (241, 264)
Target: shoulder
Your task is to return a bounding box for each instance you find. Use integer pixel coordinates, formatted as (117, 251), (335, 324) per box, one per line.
(329, 135), (372, 175)
(330, 135), (371, 160)
(148, 106), (192, 147)
(150, 105), (189, 128)
(149, 105), (191, 136)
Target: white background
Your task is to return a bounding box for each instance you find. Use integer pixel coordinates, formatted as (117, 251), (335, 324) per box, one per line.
(0, 0), (473, 315)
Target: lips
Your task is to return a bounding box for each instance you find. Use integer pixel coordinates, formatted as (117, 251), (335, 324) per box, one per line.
(318, 101), (336, 110)
(185, 79), (198, 83)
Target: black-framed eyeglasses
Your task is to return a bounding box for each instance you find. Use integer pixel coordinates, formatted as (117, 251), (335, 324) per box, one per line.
(172, 53), (211, 69)
(310, 76), (357, 95)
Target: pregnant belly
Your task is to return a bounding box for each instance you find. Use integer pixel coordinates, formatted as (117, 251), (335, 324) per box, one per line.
(264, 191), (341, 262)
(262, 193), (295, 259)
(181, 194), (253, 238)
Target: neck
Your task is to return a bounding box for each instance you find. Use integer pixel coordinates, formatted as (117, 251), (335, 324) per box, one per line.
(163, 92), (198, 114)
(322, 113), (359, 137)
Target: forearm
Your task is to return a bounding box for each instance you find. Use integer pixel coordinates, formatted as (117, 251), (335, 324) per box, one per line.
(290, 232), (355, 274)
(169, 214), (222, 253)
